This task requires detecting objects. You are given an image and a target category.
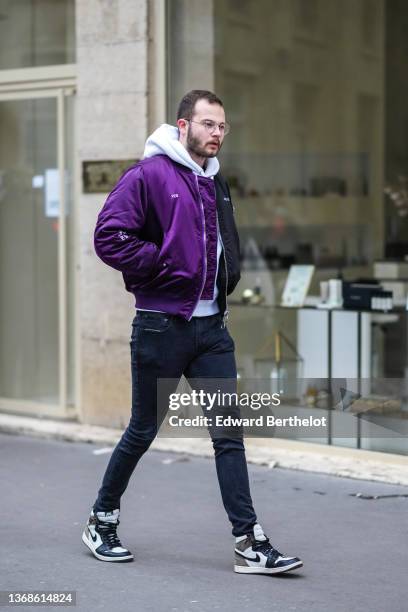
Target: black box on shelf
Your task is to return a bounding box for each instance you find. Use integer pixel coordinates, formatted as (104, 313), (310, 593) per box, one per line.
(342, 281), (381, 310)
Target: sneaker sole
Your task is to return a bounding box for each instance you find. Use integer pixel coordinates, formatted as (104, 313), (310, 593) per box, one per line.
(81, 531), (134, 562)
(234, 560), (303, 574)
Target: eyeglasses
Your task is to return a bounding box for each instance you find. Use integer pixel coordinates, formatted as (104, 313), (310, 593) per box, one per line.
(186, 119), (230, 136)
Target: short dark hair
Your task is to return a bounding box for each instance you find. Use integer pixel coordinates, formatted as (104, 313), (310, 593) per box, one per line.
(177, 90), (224, 121)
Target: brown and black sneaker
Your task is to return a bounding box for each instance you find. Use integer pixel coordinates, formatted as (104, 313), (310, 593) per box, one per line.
(82, 509), (134, 562)
(234, 523), (302, 574)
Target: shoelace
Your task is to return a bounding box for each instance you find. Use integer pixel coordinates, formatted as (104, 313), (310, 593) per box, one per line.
(252, 537), (282, 562)
(97, 520), (122, 548)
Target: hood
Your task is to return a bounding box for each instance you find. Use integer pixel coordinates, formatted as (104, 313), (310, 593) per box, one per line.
(143, 123), (220, 178)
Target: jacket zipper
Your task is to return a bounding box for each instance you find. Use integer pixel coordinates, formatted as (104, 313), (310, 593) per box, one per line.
(217, 177), (229, 327)
(218, 231), (229, 328)
(188, 175), (208, 321)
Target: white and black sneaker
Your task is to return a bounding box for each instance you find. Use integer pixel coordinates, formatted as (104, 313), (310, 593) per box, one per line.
(82, 508), (134, 562)
(234, 523), (303, 574)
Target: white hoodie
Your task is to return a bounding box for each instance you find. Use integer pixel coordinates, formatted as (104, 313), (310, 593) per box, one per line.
(143, 124), (222, 317)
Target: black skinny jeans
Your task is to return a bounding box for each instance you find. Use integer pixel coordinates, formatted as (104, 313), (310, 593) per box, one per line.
(93, 311), (257, 537)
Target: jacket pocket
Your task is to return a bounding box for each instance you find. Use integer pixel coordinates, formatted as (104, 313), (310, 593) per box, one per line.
(122, 248), (168, 292)
(132, 312), (171, 334)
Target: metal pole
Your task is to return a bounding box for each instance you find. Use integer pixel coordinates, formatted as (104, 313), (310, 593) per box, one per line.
(357, 311), (362, 448)
(327, 310), (332, 445)
(57, 89), (67, 411)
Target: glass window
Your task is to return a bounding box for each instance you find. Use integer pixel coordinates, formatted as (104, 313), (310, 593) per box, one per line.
(0, 0), (75, 70)
(0, 98), (59, 403)
(167, 0), (388, 276)
(0, 94), (75, 408)
(167, 0), (408, 455)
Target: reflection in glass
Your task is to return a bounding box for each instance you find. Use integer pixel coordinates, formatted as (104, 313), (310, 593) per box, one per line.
(0, 98), (61, 405)
(167, 0), (408, 456)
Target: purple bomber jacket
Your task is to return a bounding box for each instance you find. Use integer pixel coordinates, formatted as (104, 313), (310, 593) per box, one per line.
(94, 154), (241, 321)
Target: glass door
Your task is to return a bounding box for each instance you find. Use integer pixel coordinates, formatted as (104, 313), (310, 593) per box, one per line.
(0, 90), (75, 415)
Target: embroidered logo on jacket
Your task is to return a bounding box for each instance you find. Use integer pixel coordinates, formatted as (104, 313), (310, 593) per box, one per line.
(170, 193), (179, 199)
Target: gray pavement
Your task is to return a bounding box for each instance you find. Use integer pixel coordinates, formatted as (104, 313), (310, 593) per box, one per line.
(0, 431), (407, 612)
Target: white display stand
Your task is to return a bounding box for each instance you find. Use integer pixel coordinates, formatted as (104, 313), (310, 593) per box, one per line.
(281, 265), (315, 307)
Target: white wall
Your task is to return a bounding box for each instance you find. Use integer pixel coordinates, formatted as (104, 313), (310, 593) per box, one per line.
(76, 0), (150, 426)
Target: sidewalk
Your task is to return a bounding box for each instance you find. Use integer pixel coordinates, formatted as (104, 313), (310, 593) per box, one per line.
(0, 431), (407, 612)
(0, 412), (407, 485)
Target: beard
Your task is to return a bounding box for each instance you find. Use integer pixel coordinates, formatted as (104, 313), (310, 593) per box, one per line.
(186, 126), (222, 158)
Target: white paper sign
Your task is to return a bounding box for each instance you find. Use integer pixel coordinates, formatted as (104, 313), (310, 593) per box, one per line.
(281, 265), (315, 307)
(44, 169), (60, 218)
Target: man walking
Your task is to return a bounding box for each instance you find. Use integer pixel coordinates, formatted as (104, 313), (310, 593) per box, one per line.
(82, 90), (303, 575)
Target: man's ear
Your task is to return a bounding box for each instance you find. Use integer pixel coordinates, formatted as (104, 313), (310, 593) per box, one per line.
(177, 118), (188, 138)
